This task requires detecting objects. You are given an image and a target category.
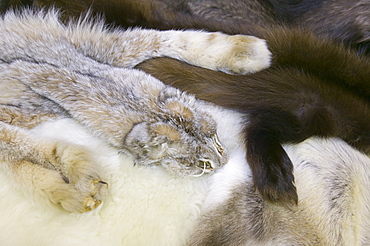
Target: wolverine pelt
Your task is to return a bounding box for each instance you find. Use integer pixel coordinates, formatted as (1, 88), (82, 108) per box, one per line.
(0, 9), (271, 212)
(3, 0), (370, 205)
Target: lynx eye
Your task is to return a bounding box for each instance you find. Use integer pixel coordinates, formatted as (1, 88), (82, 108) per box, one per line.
(212, 134), (224, 155)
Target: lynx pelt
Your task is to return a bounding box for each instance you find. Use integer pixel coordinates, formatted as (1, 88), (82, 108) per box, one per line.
(0, 9), (271, 212)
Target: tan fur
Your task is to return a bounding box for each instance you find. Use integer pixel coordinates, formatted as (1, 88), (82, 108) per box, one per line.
(153, 124), (182, 141)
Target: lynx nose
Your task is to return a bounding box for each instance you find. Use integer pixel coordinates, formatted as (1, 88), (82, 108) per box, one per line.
(198, 159), (215, 171)
(193, 159), (215, 177)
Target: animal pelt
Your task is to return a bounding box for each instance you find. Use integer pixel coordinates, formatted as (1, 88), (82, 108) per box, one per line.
(0, 5), (368, 245)
(0, 9), (272, 212)
(154, 0), (370, 56)
(137, 51), (370, 205)
(1, 110), (370, 246)
(3, 0), (369, 55)
(273, 0), (370, 56)
(2, 0), (369, 205)
(130, 2), (370, 204)
(137, 28), (370, 204)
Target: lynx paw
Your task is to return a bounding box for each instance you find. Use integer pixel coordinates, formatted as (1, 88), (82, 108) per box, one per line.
(217, 34), (272, 74)
(55, 178), (108, 213)
(191, 32), (271, 74)
(175, 31), (271, 75)
(46, 144), (109, 213)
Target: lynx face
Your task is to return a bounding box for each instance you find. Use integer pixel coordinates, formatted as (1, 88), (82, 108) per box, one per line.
(124, 87), (228, 176)
(124, 120), (228, 177)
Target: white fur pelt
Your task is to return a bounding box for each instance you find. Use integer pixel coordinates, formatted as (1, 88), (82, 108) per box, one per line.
(0, 104), (370, 245)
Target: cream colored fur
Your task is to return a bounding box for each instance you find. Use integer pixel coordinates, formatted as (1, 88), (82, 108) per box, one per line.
(0, 106), (370, 245)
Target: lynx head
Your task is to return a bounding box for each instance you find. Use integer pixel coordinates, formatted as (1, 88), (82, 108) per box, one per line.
(123, 87), (228, 177)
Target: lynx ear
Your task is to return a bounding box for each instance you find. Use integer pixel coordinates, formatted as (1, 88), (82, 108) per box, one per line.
(124, 122), (183, 160)
(159, 87), (196, 120)
(164, 100), (194, 119)
(152, 123), (181, 142)
(158, 87), (179, 102)
(125, 122), (181, 145)
(124, 122), (150, 146)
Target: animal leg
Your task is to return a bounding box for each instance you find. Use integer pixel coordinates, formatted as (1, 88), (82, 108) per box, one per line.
(0, 121), (108, 213)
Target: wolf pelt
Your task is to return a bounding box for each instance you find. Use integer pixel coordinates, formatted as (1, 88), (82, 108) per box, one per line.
(0, 107), (370, 245)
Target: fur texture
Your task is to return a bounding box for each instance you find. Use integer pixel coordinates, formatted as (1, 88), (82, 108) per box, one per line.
(154, 0), (370, 55)
(1, 109), (370, 245)
(0, 9), (270, 212)
(4, 0), (368, 55)
(5, 0), (369, 205)
(0, 4), (369, 245)
(138, 44), (370, 204)
(273, 0), (370, 56)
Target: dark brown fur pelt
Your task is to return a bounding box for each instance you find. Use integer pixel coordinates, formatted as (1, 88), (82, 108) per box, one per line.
(149, 0), (370, 56)
(163, 0), (370, 55)
(1, 0), (369, 204)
